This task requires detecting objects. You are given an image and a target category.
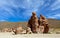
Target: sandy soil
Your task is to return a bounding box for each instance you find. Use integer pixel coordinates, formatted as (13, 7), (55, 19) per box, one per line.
(0, 32), (60, 38)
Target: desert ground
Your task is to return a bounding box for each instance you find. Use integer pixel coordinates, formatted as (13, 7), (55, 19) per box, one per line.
(0, 32), (60, 38)
(0, 28), (60, 38)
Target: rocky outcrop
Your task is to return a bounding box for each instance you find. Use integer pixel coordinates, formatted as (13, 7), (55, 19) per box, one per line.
(39, 14), (49, 33)
(27, 12), (49, 33)
(27, 12), (39, 33)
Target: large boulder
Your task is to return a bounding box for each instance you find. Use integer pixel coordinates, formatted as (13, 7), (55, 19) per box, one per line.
(12, 26), (26, 34)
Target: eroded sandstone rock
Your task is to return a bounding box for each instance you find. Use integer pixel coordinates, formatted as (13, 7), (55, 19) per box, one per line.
(12, 26), (25, 34)
(27, 12), (39, 33)
(39, 14), (49, 33)
(26, 27), (32, 34)
(27, 12), (49, 33)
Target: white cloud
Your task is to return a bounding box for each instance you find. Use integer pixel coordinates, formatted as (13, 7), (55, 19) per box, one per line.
(54, 14), (60, 17)
(50, 0), (60, 10)
(47, 14), (60, 19)
(0, 20), (6, 21)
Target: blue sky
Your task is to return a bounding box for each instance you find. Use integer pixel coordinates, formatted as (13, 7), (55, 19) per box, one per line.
(0, 0), (60, 22)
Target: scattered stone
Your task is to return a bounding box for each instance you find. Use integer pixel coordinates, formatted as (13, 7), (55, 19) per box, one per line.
(2, 28), (12, 32)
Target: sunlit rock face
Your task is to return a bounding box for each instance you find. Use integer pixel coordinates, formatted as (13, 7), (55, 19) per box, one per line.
(12, 26), (25, 34)
(39, 14), (49, 33)
(27, 12), (39, 33)
(26, 27), (32, 34)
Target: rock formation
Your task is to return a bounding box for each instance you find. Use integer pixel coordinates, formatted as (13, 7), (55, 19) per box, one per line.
(12, 26), (26, 34)
(27, 12), (49, 33)
(27, 12), (39, 33)
(39, 14), (49, 33)
(26, 27), (32, 34)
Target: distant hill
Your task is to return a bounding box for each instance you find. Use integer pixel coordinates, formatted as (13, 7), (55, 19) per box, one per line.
(0, 19), (60, 30)
(48, 19), (60, 28)
(0, 22), (27, 30)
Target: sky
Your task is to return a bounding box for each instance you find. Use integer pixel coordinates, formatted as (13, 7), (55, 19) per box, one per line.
(0, 0), (60, 22)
